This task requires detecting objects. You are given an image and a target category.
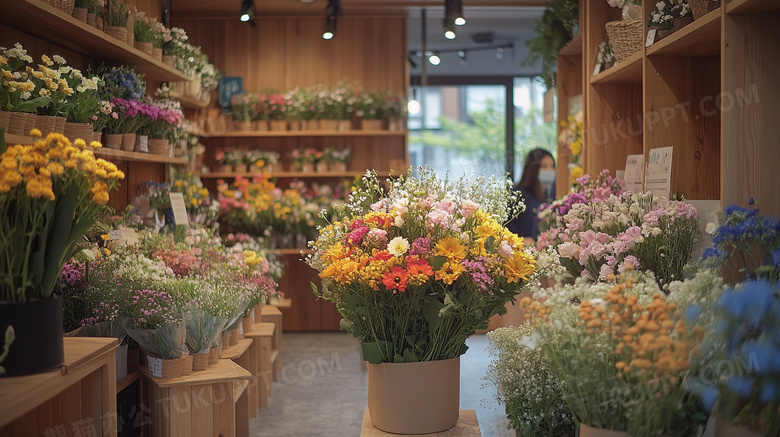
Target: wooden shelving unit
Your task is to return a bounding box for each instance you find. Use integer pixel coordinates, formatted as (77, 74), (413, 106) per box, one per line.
(590, 51), (643, 84)
(2, 133), (188, 164)
(575, 0), (780, 215)
(556, 25), (584, 197)
(0, 0), (191, 83)
(116, 370), (141, 394)
(201, 130), (406, 138)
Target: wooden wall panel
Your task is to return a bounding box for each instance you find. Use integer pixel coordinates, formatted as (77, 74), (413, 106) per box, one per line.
(556, 53), (582, 196)
(171, 16), (407, 95)
(722, 12), (780, 216)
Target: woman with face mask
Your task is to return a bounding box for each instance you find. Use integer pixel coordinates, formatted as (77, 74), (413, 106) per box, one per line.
(507, 148), (556, 243)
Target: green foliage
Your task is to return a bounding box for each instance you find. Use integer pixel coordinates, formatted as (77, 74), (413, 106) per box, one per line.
(0, 326), (14, 375)
(523, 0), (579, 90)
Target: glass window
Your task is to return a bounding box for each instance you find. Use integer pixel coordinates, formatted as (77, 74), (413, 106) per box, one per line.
(513, 77), (557, 183)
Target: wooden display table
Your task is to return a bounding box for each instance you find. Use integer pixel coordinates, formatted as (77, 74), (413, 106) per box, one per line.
(361, 410), (481, 437)
(0, 337), (119, 437)
(243, 322), (275, 408)
(219, 338), (260, 419)
(260, 305), (283, 381)
(141, 359), (252, 437)
(269, 297), (292, 309)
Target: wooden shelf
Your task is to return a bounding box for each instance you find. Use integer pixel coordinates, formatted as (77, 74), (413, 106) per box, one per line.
(170, 91), (210, 110)
(233, 379), (249, 403)
(559, 33), (583, 56)
(647, 9), (721, 56)
(201, 130), (407, 138)
(220, 338), (253, 361)
(591, 51), (643, 84)
(198, 170), (388, 179)
(116, 370), (141, 394)
(269, 297), (292, 309)
(140, 358), (251, 388)
(0, 0), (191, 83)
(727, 0), (780, 14)
(3, 133), (188, 164)
(272, 249), (314, 256)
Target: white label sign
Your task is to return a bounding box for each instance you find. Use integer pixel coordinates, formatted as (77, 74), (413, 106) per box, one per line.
(169, 192), (190, 227)
(645, 146), (674, 199)
(109, 229), (123, 241)
(593, 63), (602, 76)
(623, 154), (645, 193)
(120, 226), (139, 245)
(646, 29), (657, 47)
(147, 357), (163, 378)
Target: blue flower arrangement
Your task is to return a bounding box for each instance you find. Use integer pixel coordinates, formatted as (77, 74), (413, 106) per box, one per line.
(97, 65), (146, 101)
(703, 204), (780, 283)
(687, 280), (780, 435)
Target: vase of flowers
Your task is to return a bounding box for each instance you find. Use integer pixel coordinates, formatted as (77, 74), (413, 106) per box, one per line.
(306, 169), (535, 433)
(383, 94), (405, 131)
(0, 132), (124, 376)
(356, 91), (383, 131)
(103, 0), (129, 42)
(301, 148), (319, 173)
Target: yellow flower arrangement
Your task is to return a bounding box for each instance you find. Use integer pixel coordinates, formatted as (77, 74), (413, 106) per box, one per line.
(0, 133), (124, 302)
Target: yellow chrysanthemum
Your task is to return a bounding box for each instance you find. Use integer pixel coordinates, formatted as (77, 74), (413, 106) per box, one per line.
(435, 261), (464, 285)
(435, 236), (466, 261)
(504, 251), (536, 283)
(571, 166), (584, 181)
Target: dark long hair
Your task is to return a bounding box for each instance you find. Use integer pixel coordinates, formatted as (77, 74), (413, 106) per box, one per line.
(515, 148), (555, 201)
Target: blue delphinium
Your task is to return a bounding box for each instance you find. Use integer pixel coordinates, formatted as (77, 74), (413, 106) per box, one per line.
(97, 65), (146, 101)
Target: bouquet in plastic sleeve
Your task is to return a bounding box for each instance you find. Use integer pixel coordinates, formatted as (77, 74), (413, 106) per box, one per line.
(121, 288), (187, 360)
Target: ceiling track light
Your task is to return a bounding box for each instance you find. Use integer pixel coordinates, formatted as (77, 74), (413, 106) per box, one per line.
(443, 16), (456, 40)
(240, 0), (254, 22)
(458, 50), (466, 65)
(454, 0), (465, 26)
(428, 53), (441, 66)
(408, 88), (421, 114)
(323, 0), (341, 40)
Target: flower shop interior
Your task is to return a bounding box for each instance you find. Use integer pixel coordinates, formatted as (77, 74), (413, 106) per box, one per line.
(1, 0), (779, 436)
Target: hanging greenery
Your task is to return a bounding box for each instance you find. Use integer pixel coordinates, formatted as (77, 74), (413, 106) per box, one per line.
(522, 0), (579, 91)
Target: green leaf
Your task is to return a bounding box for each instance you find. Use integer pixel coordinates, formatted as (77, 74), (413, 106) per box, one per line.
(310, 281), (319, 296)
(0, 128), (6, 154)
(338, 318), (352, 332)
(361, 341), (391, 364)
(429, 255), (447, 271)
(423, 299), (445, 331)
(485, 236), (496, 250)
(393, 353), (405, 363)
(403, 349), (418, 363)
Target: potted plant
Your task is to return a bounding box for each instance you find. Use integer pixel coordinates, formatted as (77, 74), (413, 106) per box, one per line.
(648, 1), (675, 42)
(306, 169), (535, 434)
(72, 0), (94, 22)
(288, 149), (304, 172)
(103, 0), (130, 42)
(0, 131), (125, 376)
(215, 148), (234, 173)
(356, 91), (383, 131)
(671, 1), (693, 32)
(0, 44), (50, 136)
(382, 94), (405, 131)
(133, 11), (156, 55)
(329, 148), (351, 172)
(62, 71), (101, 142)
(301, 148), (320, 173)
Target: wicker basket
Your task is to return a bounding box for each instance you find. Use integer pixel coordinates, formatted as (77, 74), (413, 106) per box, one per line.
(47, 0), (75, 15)
(606, 19), (643, 63)
(690, 0), (708, 19)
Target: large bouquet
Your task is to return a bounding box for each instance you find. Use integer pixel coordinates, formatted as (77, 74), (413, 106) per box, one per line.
(538, 170), (624, 232)
(0, 133), (124, 302)
(306, 169), (535, 363)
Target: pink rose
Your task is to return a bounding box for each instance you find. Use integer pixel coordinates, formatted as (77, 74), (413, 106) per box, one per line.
(460, 200), (479, 218)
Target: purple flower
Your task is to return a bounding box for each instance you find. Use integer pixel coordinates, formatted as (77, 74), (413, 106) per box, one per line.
(410, 237), (432, 257)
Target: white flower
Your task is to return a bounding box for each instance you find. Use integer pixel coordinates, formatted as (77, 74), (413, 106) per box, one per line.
(705, 222), (718, 235)
(394, 216), (405, 227)
(387, 237), (409, 256)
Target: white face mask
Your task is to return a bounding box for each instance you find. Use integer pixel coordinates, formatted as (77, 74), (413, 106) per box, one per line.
(538, 169), (556, 185)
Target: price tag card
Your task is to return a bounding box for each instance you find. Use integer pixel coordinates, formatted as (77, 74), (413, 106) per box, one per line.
(646, 29), (657, 47)
(593, 62), (602, 76)
(623, 154), (645, 193)
(645, 146), (674, 199)
(147, 357), (163, 378)
(109, 229), (123, 241)
(169, 192), (190, 227)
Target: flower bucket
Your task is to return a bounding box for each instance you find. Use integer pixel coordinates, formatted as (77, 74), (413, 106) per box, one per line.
(0, 296), (65, 377)
(306, 119), (320, 131)
(229, 328), (239, 346)
(162, 55), (175, 67)
(579, 424), (628, 437)
(329, 162), (347, 172)
(0, 111), (10, 132)
(104, 134), (123, 150)
(71, 6), (87, 22)
(104, 26), (128, 43)
(691, 0), (708, 19)
(134, 41), (153, 56)
(288, 120), (301, 131)
(121, 133), (136, 151)
(301, 163), (314, 173)
(115, 343), (128, 381)
(192, 352), (210, 371)
(151, 47), (163, 61)
(93, 131), (103, 144)
(361, 119), (383, 131)
(209, 346), (220, 365)
(714, 417), (763, 437)
(673, 15), (694, 32)
(47, 0), (74, 15)
(35, 115), (57, 135)
(23, 113), (37, 135)
(337, 120), (352, 131)
(147, 354), (193, 379)
(656, 28), (674, 42)
(388, 118), (404, 131)
(135, 134), (148, 153)
(269, 120), (287, 131)
(186, 77), (201, 97)
(148, 138), (167, 155)
(94, 15), (104, 31)
(367, 357), (460, 434)
(316, 161), (328, 172)
(219, 164), (233, 173)
(5, 111), (27, 135)
(221, 332), (231, 348)
(54, 116), (66, 134)
(86, 12), (96, 26)
(252, 120), (268, 131)
(319, 119), (339, 131)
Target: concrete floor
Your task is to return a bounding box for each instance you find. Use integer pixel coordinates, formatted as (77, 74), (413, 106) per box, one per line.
(250, 332), (514, 437)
